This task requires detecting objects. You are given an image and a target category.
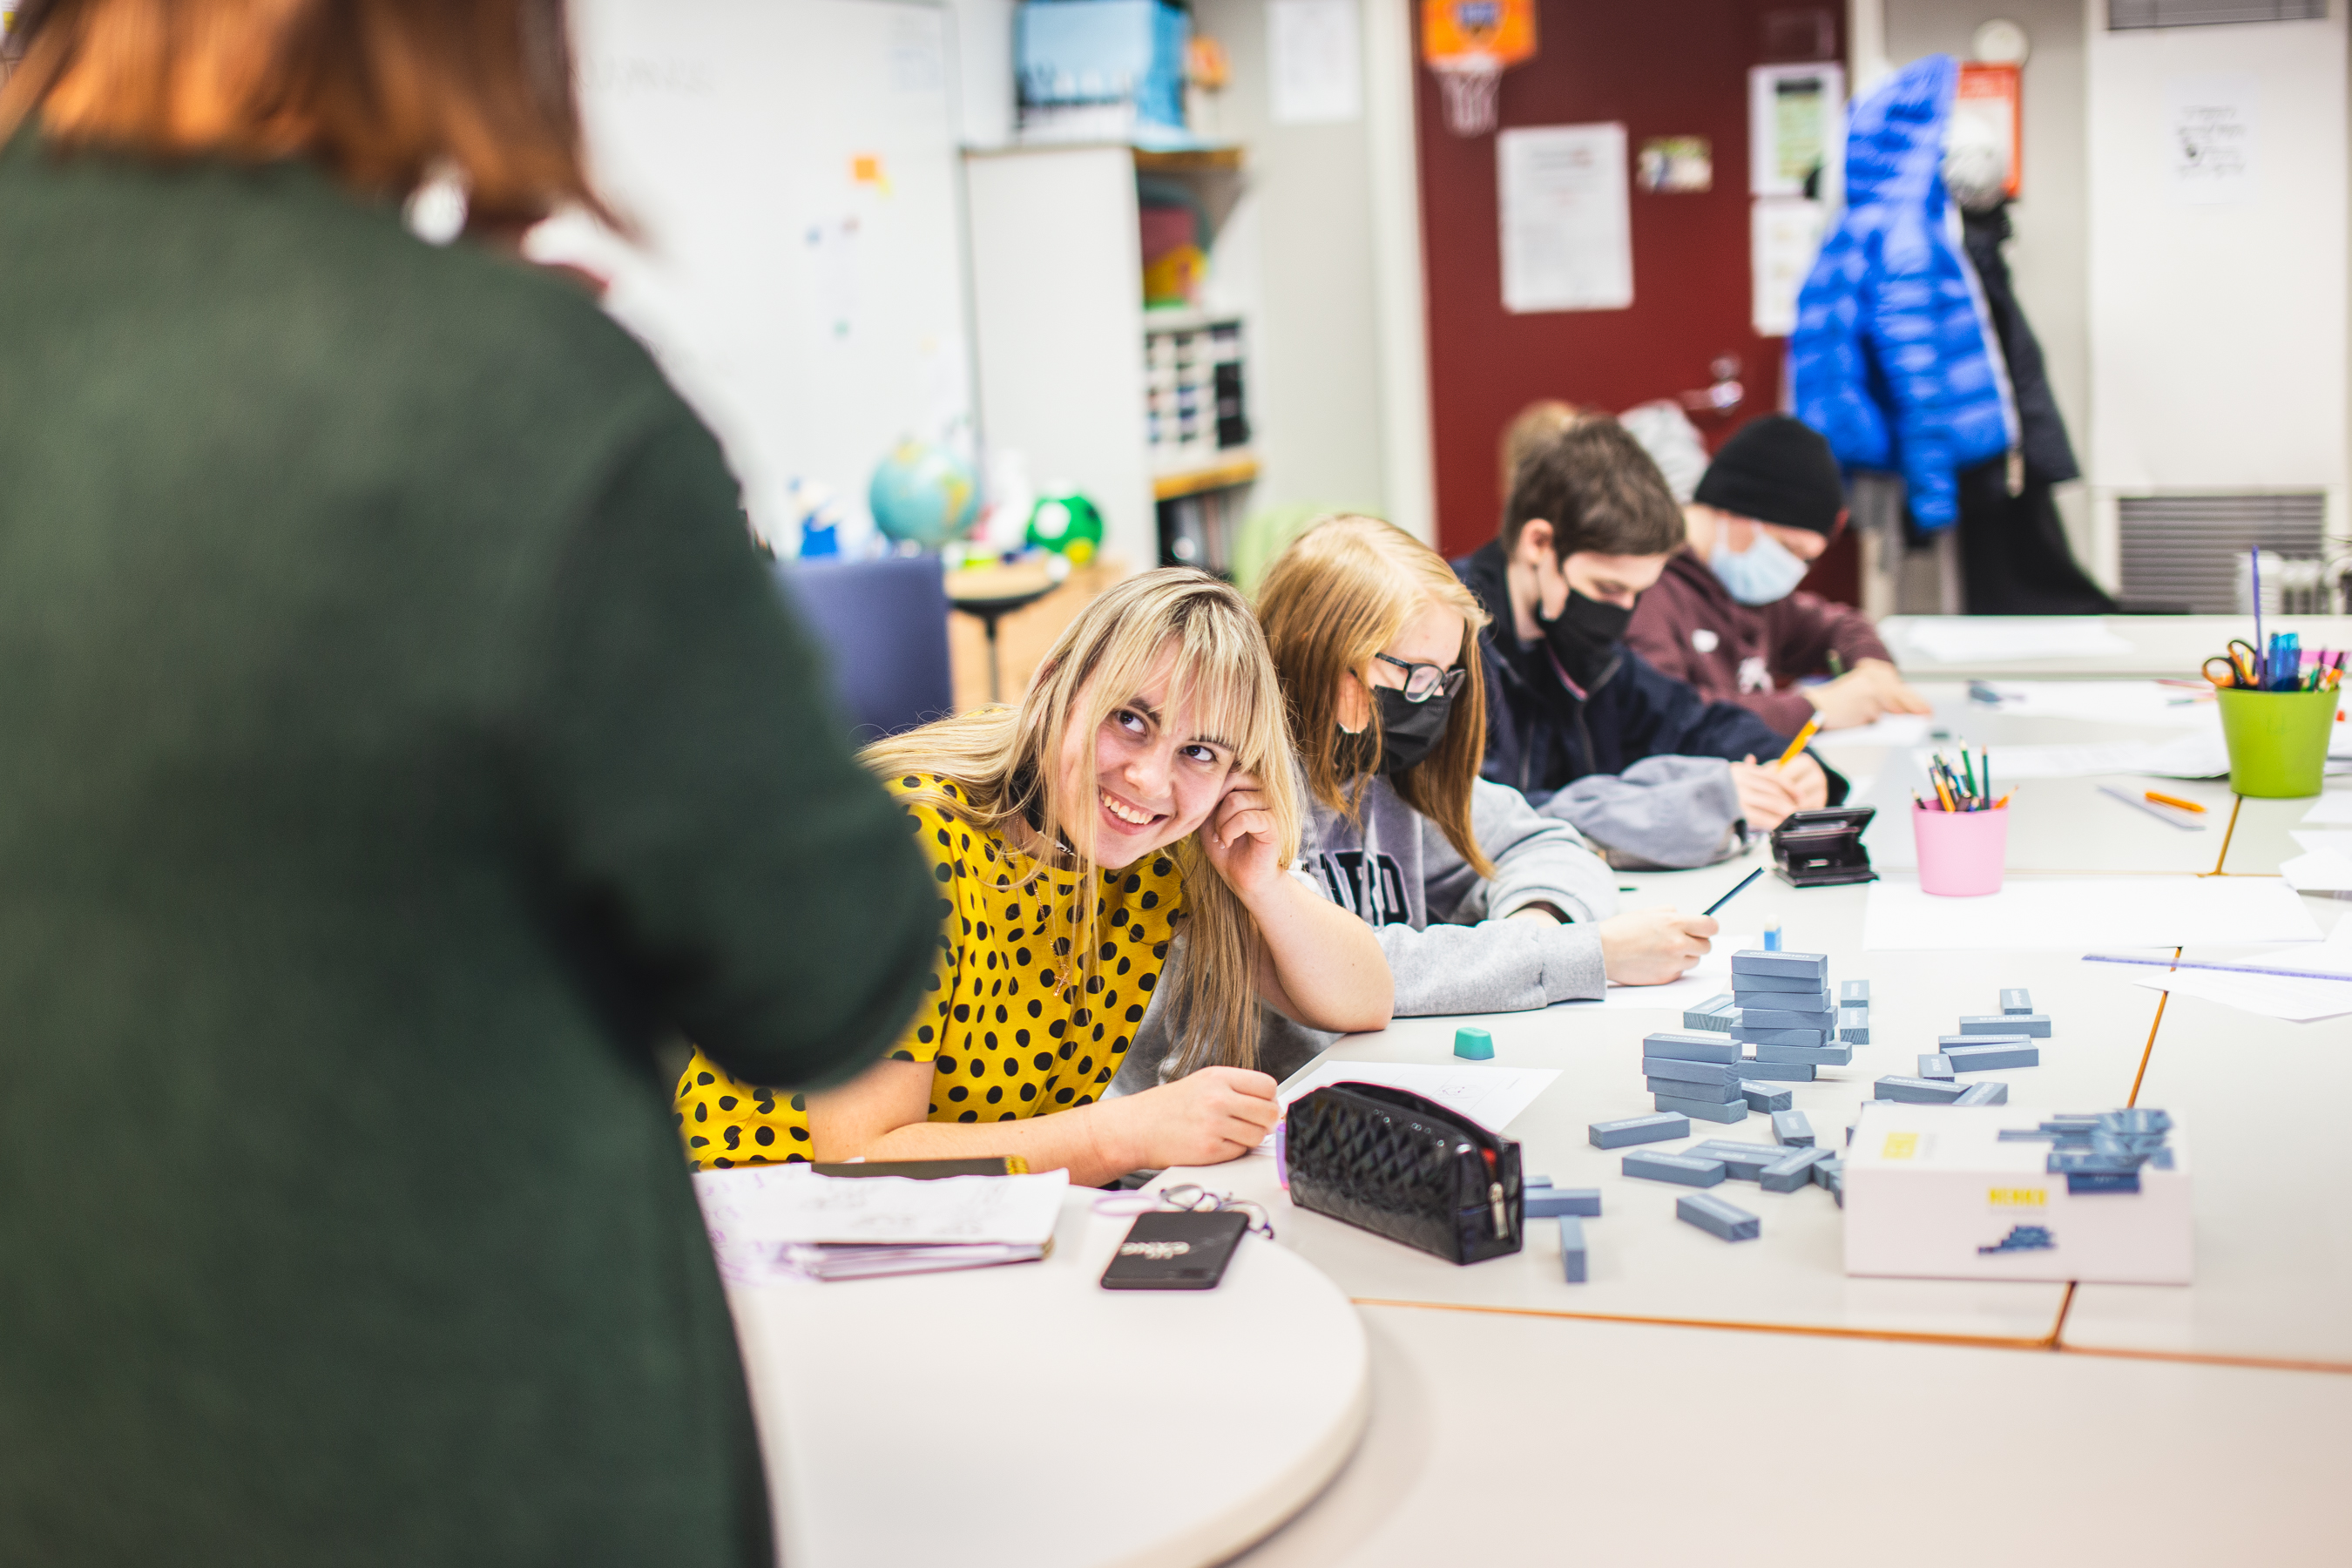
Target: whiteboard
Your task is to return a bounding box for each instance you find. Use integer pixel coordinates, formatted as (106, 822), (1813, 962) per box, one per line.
(532, 0), (974, 551)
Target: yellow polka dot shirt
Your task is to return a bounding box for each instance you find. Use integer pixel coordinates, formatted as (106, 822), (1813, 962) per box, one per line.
(673, 773), (1185, 1168)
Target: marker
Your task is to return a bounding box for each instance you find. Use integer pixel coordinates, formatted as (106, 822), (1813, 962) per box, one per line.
(2097, 784), (2205, 831)
(2144, 790), (2207, 814)
(1702, 867), (1766, 918)
(1773, 715), (1822, 770)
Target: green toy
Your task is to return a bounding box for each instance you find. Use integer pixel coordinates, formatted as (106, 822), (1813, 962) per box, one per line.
(1025, 490), (1105, 567)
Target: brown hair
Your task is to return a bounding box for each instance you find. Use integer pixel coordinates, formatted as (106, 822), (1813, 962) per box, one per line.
(862, 569), (1300, 1080)
(0, 0), (601, 225)
(1498, 399), (1598, 494)
(1257, 515), (1495, 879)
(1502, 419), (1686, 560)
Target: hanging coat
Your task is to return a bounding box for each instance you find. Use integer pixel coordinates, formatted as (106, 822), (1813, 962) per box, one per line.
(1790, 55), (2013, 531)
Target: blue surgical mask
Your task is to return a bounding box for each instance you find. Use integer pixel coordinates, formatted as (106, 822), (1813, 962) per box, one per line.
(1707, 529), (1811, 605)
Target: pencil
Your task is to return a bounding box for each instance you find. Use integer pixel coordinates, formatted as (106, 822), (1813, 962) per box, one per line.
(1773, 715), (1822, 770)
(2144, 790), (2207, 814)
(1702, 867), (1766, 917)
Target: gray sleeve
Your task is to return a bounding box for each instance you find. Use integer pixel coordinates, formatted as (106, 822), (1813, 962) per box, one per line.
(1538, 755), (1750, 871)
(1442, 777), (1620, 925)
(1374, 918), (1606, 1016)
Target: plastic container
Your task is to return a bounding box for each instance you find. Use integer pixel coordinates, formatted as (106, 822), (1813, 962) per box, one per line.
(1913, 804), (2009, 897)
(2216, 686), (2338, 799)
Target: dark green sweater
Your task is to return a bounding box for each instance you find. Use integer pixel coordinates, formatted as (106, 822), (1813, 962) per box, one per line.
(0, 141), (936, 1563)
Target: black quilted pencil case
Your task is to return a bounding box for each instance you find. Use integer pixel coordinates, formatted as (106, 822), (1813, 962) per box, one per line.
(1284, 1083), (1524, 1265)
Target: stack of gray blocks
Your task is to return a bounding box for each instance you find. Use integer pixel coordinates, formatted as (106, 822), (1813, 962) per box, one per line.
(1874, 986), (2045, 1103)
(1641, 1030), (1751, 1125)
(1730, 952), (1851, 1084)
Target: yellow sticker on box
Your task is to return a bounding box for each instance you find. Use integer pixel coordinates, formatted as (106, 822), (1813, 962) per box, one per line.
(1882, 1132), (1919, 1159)
(1988, 1187), (2047, 1206)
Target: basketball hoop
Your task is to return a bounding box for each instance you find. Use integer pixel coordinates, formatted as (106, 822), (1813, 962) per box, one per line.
(1423, 0), (1536, 139)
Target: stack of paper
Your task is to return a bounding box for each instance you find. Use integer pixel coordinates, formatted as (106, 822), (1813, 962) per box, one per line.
(693, 1166), (1068, 1286)
(2281, 830), (2352, 894)
(2099, 918), (2352, 1023)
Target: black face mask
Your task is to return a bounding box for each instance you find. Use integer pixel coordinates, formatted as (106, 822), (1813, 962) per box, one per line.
(1365, 686), (1453, 777)
(1538, 591), (1632, 690)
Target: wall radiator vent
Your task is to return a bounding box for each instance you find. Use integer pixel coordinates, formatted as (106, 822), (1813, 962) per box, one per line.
(2117, 492), (2327, 613)
(2110, 0), (2324, 29)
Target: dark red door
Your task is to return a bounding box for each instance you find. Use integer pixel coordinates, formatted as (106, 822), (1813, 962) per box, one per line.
(1417, 0), (1858, 604)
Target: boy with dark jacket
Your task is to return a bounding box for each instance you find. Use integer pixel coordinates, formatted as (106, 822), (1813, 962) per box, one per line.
(1626, 415), (1930, 734)
(1452, 422), (1847, 868)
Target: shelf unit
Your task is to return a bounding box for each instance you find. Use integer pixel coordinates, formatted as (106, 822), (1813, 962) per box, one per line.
(964, 140), (1260, 578)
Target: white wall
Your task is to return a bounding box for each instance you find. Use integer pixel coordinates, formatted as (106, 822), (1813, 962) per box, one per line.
(2085, 6), (2349, 568)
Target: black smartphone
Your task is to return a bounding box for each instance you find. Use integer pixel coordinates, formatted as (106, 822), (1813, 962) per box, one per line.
(1098, 1210), (1251, 1291)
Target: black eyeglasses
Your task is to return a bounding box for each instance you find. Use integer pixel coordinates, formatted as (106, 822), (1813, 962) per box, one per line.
(1373, 652), (1470, 704)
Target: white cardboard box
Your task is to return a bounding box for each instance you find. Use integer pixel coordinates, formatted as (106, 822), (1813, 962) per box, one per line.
(1844, 1104), (2192, 1284)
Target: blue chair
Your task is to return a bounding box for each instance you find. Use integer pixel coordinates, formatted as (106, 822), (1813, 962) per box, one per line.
(774, 555), (954, 740)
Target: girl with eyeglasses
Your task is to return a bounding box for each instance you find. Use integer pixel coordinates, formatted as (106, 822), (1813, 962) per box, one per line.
(1125, 516), (1718, 1083)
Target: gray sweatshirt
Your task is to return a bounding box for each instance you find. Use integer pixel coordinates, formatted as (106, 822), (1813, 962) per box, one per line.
(1116, 769), (1618, 1092)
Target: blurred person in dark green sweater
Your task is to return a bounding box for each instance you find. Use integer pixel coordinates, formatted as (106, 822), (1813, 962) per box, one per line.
(0, 2), (937, 1562)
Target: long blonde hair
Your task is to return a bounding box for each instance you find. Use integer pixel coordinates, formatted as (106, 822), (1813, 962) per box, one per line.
(1256, 514), (1495, 878)
(862, 569), (1298, 1078)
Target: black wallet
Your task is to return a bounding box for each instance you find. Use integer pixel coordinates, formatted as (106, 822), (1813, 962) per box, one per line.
(1099, 1210), (1251, 1290)
(1283, 1083), (1524, 1265)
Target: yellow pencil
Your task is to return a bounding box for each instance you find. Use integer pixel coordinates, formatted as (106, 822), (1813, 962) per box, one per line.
(1773, 714), (1822, 770)
(2144, 790), (2207, 814)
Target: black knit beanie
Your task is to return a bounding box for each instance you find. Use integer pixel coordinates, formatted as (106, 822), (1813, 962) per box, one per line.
(1693, 415), (1845, 536)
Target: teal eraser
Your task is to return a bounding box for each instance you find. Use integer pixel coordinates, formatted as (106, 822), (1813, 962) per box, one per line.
(1453, 1027), (1494, 1060)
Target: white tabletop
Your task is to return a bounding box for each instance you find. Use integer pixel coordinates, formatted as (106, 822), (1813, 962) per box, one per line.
(727, 1192), (1368, 1568)
(1227, 1303), (2352, 1568)
(1879, 613), (2347, 679)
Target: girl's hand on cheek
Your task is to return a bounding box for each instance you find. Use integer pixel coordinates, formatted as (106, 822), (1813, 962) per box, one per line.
(1200, 771), (1281, 900)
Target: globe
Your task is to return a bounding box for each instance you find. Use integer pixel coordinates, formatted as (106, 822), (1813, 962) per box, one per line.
(868, 441), (978, 551)
(1025, 490), (1105, 566)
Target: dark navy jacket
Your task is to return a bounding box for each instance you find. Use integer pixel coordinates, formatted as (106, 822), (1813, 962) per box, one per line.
(1453, 543), (1850, 806)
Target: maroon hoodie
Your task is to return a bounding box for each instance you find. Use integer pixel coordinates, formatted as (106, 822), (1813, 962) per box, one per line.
(1625, 550), (1893, 733)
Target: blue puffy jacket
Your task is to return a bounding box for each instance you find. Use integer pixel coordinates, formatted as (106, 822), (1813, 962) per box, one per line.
(1791, 55), (2013, 531)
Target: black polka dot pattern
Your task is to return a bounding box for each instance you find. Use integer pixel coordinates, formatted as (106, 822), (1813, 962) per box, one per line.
(670, 772), (1183, 1171)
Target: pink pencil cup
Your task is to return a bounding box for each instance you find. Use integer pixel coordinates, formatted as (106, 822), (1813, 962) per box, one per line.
(1913, 804), (2008, 896)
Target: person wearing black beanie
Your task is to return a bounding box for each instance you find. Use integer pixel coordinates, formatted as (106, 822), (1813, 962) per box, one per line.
(1626, 415), (1931, 733)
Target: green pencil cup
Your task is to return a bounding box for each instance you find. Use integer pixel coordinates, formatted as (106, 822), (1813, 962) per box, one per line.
(2216, 686), (2338, 798)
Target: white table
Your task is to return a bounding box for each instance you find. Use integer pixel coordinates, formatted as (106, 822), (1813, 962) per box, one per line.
(1879, 613), (2346, 679)
(727, 1192), (1368, 1568)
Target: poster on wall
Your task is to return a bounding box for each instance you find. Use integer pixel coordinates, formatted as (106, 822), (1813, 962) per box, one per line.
(1750, 196), (1825, 337)
(2168, 76), (2257, 206)
(1749, 62), (1845, 199)
(1268, 0), (1362, 125)
(1951, 64), (2022, 199)
(1497, 123), (1634, 314)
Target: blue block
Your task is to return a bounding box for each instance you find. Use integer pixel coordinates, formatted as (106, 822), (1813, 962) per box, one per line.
(1642, 1056), (1745, 1088)
(1876, 1076), (1969, 1104)
(1623, 1149), (1727, 1186)
(1738, 1081), (1794, 1112)
(1734, 1025), (1829, 1049)
(1642, 1031), (1742, 1064)
(1919, 1054), (1955, 1080)
(1756, 1043), (1851, 1066)
(1558, 1215), (1588, 1283)
(1842, 980), (1871, 1005)
(1730, 950), (1828, 980)
(1526, 1186), (1602, 1218)
(1647, 1075), (1744, 1103)
(1945, 1042), (2039, 1072)
(1524, 1175), (1552, 1188)
(1590, 1112), (1689, 1148)
(1734, 989), (1835, 1015)
(1731, 973), (1835, 1001)
(1740, 1005), (1837, 1032)
(1963, 1013), (2051, 1037)
(1655, 1092), (1749, 1124)
(1682, 995), (1740, 1032)
(1771, 1110), (1815, 1146)
(2000, 988), (2031, 1015)
(1677, 1192), (1761, 1240)
(1761, 1146), (1833, 1192)
(1682, 1141), (1780, 1180)
(1939, 1033), (2029, 1048)
(1837, 1008), (1871, 1044)
(1736, 1058), (1815, 1082)
(1954, 1081), (2010, 1105)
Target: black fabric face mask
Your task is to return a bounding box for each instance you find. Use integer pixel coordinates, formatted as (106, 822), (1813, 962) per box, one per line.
(1538, 591), (1632, 689)
(1368, 686), (1453, 777)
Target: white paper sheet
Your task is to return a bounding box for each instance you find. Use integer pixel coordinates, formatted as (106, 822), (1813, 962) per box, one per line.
(2291, 831), (2352, 856)
(1277, 1060), (1560, 1134)
(1892, 618), (2132, 666)
(1917, 729), (2230, 782)
(2280, 850), (2352, 893)
(2130, 968), (2352, 1022)
(1267, 0), (1361, 125)
(1750, 195), (1824, 337)
(693, 1166), (1068, 1246)
(2301, 794), (2352, 825)
(1558, 929), (1761, 1012)
(1498, 124), (1632, 314)
(1863, 875), (2322, 950)
(1965, 681), (2222, 730)
(1816, 713), (1931, 748)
